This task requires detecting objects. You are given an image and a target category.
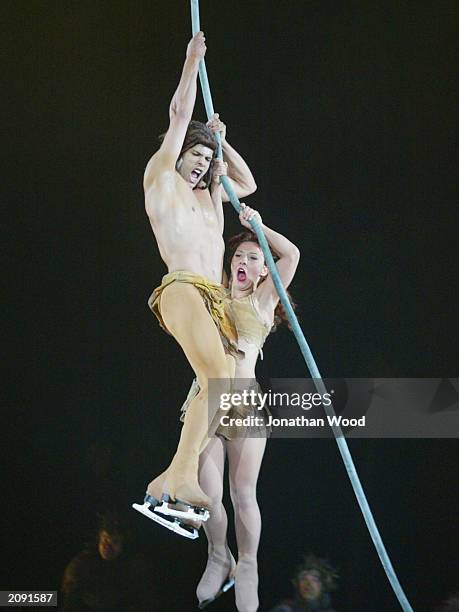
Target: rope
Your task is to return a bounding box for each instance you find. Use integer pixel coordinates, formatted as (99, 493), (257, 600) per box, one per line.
(190, 2), (413, 610)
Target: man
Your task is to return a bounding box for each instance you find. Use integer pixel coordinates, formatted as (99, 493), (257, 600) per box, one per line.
(270, 554), (338, 612)
(62, 513), (152, 611)
(141, 32), (256, 517)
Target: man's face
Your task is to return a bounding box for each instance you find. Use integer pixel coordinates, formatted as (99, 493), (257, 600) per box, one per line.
(176, 144), (214, 188)
(98, 530), (124, 561)
(231, 241), (267, 292)
(297, 570), (323, 601)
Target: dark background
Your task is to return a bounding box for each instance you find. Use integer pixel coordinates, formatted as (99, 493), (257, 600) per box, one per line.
(3, 1), (458, 610)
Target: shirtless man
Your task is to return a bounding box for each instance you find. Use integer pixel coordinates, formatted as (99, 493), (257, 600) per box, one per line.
(141, 32), (256, 516)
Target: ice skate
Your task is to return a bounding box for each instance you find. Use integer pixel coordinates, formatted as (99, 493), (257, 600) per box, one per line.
(235, 555), (259, 612)
(154, 466), (211, 522)
(154, 494), (210, 522)
(132, 494), (199, 539)
(197, 545), (236, 609)
(133, 469), (203, 537)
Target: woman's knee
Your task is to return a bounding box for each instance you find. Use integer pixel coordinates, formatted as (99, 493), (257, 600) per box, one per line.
(230, 484), (257, 509)
(200, 477), (224, 503)
(204, 491), (224, 517)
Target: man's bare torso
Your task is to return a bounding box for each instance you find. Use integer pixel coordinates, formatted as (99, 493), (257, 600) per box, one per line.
(145, 168), (224, 284)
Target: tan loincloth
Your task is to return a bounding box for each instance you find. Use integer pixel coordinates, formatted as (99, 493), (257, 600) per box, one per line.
(148, 270), (239, 357)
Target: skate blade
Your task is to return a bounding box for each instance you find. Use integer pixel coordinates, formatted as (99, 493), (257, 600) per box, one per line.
(198, 575), (235, 609)
(132, 503), (198, 540)
(154, 500), (210, 522)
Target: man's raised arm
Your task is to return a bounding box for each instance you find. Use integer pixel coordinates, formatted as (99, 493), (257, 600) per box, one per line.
(207, 114), (257, 201)
(143, 32), (207, 191)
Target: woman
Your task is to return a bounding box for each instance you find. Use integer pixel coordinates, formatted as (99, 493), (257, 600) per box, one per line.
(196, 203), (300, 612)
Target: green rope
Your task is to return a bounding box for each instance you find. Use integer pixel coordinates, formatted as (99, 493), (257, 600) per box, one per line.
(190, 2), (413, 610)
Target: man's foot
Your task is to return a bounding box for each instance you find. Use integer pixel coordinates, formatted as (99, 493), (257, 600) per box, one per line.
(146, 469), (204, 526)
(162, 469), (211, 510)
(197, 545), (236, 608)
(235, 555), (259, 612)
(146, 469), (168, 502)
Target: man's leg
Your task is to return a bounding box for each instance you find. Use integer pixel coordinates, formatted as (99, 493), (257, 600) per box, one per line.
(200, 353), (236, 455)
(147, 282), (231, 508)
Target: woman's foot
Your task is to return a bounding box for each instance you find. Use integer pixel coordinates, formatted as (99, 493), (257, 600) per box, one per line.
(197, 545), (236, 606)
(235, 555), (259, 612)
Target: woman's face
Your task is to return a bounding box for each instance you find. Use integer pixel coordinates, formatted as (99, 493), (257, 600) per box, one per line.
(230, 241), (267, 292)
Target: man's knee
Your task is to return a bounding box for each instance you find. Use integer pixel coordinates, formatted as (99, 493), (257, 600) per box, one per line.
(209, 362), (232, 382)
(198, 361), (231, 390)
(225, 355), (236, 379)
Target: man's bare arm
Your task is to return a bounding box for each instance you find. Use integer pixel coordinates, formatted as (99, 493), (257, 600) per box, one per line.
(143, 32), (206, 191)
(207, 114), (257, 201)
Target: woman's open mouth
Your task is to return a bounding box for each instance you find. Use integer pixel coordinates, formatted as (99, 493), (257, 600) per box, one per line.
(237, 268), (247, 282)
(190, 169), (201, 181)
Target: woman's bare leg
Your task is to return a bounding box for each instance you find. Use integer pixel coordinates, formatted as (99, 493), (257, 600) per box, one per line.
(146, 282), (231, 508)
(227, 437), (267, 612)
(196, 437), (235, 604)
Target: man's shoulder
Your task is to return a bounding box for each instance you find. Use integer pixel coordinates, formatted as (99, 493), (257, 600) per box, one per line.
(144, 152), (179, 190)
(144, 166), (183, 218)
(63, 548), (99, 583)
(67, 548), (98, 567)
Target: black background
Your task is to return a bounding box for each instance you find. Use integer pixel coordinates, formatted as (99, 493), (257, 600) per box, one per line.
(3, 1), (458, 610)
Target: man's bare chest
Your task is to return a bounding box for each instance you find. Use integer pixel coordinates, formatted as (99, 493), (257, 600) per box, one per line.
(161, 190), (218, 228)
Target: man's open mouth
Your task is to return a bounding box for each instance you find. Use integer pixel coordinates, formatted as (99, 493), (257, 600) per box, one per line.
(190, 169), (201, 181)
(237, 267), (247, 282)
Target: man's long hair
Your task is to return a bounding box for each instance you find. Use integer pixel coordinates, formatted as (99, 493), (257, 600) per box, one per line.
(159, 120), (218, 189)
(226, 231), (298, 331)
